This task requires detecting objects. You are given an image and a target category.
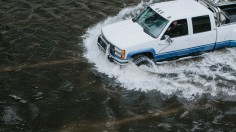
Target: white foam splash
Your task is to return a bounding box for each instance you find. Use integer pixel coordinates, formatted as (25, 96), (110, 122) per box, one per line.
(82, 2), (236, 98)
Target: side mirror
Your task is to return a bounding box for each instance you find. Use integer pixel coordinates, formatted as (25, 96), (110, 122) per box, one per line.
(165, 35), (173, 44)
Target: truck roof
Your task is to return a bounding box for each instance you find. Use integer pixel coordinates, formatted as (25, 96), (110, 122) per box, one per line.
(150, 0), (212, 21)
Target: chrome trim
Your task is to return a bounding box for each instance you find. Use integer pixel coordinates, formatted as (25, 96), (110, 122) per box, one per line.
(97, 42), (106, 53)
(108, 54), (129, 65)
(97, 35), (128, 65)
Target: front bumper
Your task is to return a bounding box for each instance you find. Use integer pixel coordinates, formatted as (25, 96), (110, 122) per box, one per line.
(97, 35), (128, 65)
(107, 53), (129, 65)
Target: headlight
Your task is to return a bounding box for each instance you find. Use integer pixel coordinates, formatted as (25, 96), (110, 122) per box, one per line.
(115, 47), (122, 53)
(114, 47), (125, 59)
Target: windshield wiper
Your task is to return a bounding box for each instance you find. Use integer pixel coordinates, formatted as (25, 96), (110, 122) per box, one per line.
(143, 29), (155, 38)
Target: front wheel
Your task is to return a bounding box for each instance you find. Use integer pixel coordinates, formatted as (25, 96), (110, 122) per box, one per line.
(131, 55), (156, 71)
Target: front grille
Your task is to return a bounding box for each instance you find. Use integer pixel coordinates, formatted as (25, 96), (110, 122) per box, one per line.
(110, 44), (116, 56)
(97, 35), (121, 59)
(97, 36), (107, 51)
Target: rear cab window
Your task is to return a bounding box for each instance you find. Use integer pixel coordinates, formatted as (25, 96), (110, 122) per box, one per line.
(192, 15), (211, 33)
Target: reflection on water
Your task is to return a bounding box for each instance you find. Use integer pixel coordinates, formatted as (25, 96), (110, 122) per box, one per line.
(0, 57), (81, 72)
(1, 0), (236, 131)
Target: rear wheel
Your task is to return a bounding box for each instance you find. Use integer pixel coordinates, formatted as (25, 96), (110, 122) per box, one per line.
(132, 54), (155, 70)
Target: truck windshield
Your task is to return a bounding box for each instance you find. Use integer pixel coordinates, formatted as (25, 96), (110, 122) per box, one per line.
(135, 7), (168, 38)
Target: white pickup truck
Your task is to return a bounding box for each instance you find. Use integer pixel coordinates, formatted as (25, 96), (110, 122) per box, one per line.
(97, 0), (236, 66)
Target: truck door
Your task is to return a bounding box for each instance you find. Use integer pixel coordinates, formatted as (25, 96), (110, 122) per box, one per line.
(157, 19), (192, 59)
(190, 15), (216, 52)
(215, 25), (232, 49)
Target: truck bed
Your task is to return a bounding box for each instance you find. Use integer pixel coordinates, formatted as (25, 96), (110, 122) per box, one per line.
(219, 4), (236, 23)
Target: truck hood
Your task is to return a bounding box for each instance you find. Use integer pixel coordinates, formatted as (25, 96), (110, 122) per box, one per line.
(102, 20), (155, 49)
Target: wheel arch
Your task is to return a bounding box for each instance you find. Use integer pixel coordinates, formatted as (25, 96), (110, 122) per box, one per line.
(126, 48), (156, 60)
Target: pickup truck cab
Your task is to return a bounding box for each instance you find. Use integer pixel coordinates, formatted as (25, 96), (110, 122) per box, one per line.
(97, 0), (236, 66)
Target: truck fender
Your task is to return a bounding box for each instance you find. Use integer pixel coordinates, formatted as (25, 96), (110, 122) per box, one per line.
(126, 48), (156, 59)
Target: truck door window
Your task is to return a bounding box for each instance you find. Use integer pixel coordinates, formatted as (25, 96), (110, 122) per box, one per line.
(192, 15), (211, 34)
(162, 19), (188, 39)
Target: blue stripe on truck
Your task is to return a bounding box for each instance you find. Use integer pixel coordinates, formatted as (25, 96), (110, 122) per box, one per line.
(154, 43), (215, 61)
(229, 40), (236, 47)
(126, 48), (156, 59)
(154, 40), (236, 61)
(214, 40), (230, 49)
(126, 40), (236, 62)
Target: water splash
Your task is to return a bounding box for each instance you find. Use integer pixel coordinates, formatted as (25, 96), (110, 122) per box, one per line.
(82, 2), (236, 98)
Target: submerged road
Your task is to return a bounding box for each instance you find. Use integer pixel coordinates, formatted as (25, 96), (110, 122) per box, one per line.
(0, 0), (236, 131)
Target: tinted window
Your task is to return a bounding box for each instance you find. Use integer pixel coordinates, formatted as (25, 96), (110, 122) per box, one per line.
(192, 15), (211, 33)
(163, 19), (188, 38)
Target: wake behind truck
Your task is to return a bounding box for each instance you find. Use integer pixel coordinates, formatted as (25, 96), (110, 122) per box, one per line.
(97, 0), (236, 66)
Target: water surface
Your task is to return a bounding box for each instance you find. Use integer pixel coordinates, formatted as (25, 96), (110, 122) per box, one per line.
(1, 0), (236, 131)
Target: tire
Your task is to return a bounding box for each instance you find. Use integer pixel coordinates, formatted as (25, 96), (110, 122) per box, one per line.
(132, 54), (154, 68)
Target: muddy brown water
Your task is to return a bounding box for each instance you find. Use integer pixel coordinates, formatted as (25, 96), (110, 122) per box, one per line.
(0, 0), (236, 131)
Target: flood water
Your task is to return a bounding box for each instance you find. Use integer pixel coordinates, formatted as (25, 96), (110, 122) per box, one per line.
(1, 0), (236, 131)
